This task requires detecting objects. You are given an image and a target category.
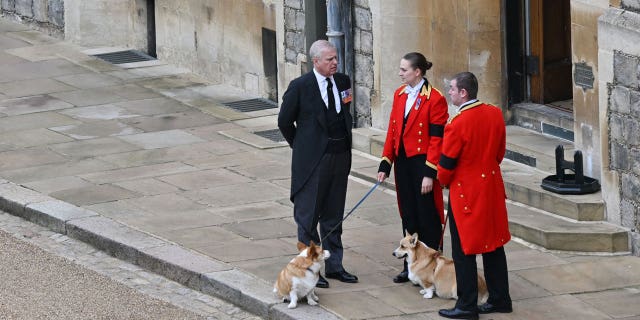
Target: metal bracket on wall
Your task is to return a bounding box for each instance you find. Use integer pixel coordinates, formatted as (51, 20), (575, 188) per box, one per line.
(526, 55), (540, 75)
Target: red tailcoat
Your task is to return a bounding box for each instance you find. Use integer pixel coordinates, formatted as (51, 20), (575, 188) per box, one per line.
(437, 101), (511, 255)
(381, 82), (448, 223)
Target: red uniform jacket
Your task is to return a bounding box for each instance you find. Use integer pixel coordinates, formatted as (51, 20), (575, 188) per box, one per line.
(437, 101), (511, 255)
(381, 81), (448, 223)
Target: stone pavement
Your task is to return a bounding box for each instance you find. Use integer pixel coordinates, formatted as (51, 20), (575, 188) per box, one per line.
(0, 16), (639, 320)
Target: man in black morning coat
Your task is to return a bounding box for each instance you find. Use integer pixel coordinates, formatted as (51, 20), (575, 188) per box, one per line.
(278, 39), (358, 288)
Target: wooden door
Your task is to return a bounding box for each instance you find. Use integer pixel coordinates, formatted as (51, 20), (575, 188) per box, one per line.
(529, 0), (572, 104)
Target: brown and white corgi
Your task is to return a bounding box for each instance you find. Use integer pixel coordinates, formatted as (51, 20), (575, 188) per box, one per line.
(392, 232), (488, 302)
(273, 241), (330, 309)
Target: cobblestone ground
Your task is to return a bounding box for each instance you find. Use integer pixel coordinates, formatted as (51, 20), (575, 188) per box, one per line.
(0, 211), (262, 320)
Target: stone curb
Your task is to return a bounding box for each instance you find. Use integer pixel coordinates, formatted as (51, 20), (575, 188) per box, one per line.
(0, 180), (341, 320)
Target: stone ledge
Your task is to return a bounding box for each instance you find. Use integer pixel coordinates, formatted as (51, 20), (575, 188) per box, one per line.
(0, 182), (339, 319)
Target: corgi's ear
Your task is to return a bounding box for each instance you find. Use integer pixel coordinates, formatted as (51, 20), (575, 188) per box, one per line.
(297, 241), (307, 252)
(307, 242), (319, 260)
(410, 233), (419, 246)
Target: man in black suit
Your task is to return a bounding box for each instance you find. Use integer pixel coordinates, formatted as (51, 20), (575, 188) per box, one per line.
(278, 39), (357, 288)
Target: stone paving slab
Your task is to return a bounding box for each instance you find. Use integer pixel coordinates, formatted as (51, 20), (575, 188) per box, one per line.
(0, 33), (30, 50)
(0, 77), (76, 98)
(6, 42), (85, 62)
(0, 59), (89, 83)
(50, 184), (140, 206)
(0, 95), (74, 115)
(0, 110), (79, 134)
(23, 176), (95, 195)
(0, 148), (67, 170)
(0, 158), (117, 184)
(118, 129), (206, 150)
(50, 119), (144, 140)
(114, 97), (191, 115)
(0, 51), (27, 65)
(59, 103), (140, 121)
(54, 72), (123, 89)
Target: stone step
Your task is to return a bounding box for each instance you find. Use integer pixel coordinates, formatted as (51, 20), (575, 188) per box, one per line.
(510, 102), (575, 141)
(507, 201), (629, 253)
(506, 125), (575, 173)
(350, 125), (628, 253)
(501, 160), (604, 221)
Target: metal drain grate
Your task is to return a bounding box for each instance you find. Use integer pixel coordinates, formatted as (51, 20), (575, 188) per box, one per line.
(223, 98), (277, 112)
(92, 50), (156, 64)
(254, 129), (285, 142)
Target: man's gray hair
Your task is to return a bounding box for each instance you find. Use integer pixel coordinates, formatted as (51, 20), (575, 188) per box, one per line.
(309, 40), (336, 60)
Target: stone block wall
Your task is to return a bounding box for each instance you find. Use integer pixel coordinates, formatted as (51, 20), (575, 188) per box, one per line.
(353, 0), (373, 127)
(283, 0), (304, 64)
(1, 0), (64, 36)
(608, 51), (640, 254)
(599, 6), (640, 255)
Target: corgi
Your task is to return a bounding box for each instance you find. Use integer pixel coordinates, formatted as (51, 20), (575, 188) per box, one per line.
(392, 232), (488, 302)
(273, 241), (330, 309)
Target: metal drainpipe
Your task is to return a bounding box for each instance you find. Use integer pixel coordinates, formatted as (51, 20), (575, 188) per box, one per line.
(326, 0), (357, 127)
(326, 0), (344, 72)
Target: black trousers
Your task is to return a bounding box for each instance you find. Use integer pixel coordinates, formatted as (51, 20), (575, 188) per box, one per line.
(448, 201), (512, 311)
(395, 145), (442, 249)
(293, 150), (350, 274)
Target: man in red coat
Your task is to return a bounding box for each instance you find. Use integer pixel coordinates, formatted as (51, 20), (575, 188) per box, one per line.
(437, 72), (512, 320)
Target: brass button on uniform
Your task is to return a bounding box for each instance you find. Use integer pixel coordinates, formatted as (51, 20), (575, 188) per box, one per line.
(481, 173), (486, 178)
(492, 170), (496, 174)
(464, 206), (468, 210)
(460, 194), (464, 198)
(417, 147), (421, 152)
(418, 139), (422, 143)
(457, 183), (461, 186)
(418, 131), (422, 135)
(419, 123), (423, 127)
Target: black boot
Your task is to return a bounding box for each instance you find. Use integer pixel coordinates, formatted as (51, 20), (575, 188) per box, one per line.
(393, 260), (409, 283)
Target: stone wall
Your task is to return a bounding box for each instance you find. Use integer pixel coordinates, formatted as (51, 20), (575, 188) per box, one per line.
(353, 0), (373, 127)
(64, 0), (148, 52)
(1, 0), (64, 37)
(599, 7), (640, 255)
(283, 0), (304, 64)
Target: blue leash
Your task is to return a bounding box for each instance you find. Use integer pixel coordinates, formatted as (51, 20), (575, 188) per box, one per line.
(320, 180), (381, 243)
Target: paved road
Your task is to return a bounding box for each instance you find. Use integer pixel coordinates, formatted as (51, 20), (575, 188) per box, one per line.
(0, 211), (261, 320)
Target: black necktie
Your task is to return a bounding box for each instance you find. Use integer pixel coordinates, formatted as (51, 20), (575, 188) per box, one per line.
(326, 77), (336, 112)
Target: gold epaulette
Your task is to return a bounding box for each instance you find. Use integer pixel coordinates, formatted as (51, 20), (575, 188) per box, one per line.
(397, 84), (408, 96)
(447, 101), (483, 124)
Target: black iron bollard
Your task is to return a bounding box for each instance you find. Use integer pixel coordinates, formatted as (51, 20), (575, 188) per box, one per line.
(541, 145), (600, 195)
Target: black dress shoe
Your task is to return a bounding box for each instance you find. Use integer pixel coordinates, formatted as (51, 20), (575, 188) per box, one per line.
(438, 307), (479, 320)
(478, 302), (513, 314)
(316, 275), (329, 288)
(325, 270), (358, 283)
(393, 270), (409, 283)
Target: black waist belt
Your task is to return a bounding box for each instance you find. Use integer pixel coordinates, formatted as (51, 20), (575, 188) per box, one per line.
(326, 136), (349, 153)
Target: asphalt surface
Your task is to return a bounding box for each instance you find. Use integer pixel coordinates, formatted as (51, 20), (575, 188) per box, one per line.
(0, 210), (261, 320)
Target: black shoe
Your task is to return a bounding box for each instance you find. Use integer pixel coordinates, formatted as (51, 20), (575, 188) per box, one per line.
(438, 308), (479, 320)
(325, 270), (358, 283)
(478, 302), (513, 314)
(393, 270), (409, 283)
(316, 275), (329, 288)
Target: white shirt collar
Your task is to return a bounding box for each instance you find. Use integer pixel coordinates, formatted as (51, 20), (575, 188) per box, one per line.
(313, 68), (332, 85)
(456, 99), (478, 113)
(405, 79), (425, 96)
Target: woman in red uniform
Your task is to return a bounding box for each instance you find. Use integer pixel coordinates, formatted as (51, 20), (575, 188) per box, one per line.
(377, 52), (448, 283)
